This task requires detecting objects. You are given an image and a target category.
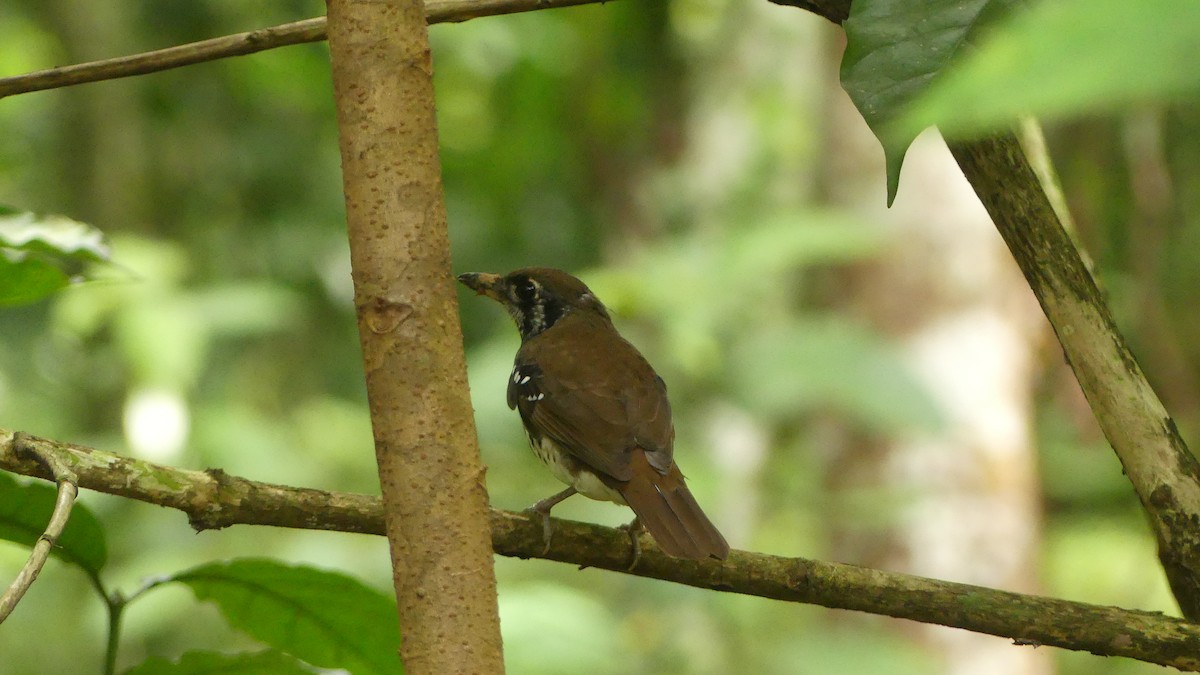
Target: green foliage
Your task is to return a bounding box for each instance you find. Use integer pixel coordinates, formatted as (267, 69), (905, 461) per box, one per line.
(498, 583), (623, 675)
(591, 211), (882, 376)
(172, 559), (402, 675)
(1, 468), (396, 673)
(843, 0), (1200, 205)
(0, 205), (111, 305)
(840, 0), (1020, 203)
(0, 0), (1192, 673)
(123, 650), (315, 675)
(0, 498), (400, 674)
(900, 0), (1200, 138)
(731, 319), (943, 434)
(0, 471), (108, 576)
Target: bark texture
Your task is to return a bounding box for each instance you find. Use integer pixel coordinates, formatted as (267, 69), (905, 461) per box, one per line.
(324, 0), (504, 671)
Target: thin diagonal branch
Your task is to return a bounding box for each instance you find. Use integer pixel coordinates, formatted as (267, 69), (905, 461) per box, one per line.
(950, 133), (1200, 620)
(2, 428), (1199, 670)
(0, 433), (79, 623)
(0, 17), (323, 99)
(0, 0), (612, 99)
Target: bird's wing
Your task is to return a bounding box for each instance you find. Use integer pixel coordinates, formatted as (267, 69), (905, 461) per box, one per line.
(509, 314), (674, 482)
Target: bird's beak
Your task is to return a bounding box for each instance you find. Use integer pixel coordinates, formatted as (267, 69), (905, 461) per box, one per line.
(457, 272), (505, 302)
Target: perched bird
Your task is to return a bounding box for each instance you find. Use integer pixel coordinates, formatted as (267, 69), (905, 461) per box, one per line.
(458, 267), (729, 562)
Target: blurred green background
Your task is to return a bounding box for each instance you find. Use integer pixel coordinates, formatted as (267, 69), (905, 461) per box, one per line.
(2, 1), (1198, 673)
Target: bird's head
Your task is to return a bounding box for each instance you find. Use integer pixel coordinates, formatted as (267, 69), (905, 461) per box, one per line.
(457, 267), (610, 340)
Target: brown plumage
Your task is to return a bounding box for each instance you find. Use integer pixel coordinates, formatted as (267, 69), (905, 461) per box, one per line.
(459, 267), (729, 561)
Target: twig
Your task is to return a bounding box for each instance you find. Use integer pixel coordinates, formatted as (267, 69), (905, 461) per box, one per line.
(2, 428), (1199, 669)
(0, 0), (615, 99)
(0, 433), (79, 623)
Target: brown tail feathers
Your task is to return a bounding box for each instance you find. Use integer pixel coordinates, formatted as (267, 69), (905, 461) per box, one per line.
(617, 453), (730, 561)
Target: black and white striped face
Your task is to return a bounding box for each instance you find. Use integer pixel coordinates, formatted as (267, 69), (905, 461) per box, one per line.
(501, 273), (567, 340)
(458, 267), (610, 341)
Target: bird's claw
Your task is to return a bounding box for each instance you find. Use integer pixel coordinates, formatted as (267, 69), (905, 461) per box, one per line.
(620, 518), (644, 571)
(523, 487), (577, 556)
(523, 504), (555, 555)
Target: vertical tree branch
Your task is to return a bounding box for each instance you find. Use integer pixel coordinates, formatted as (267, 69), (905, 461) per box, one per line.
(950, 133), (1200, 619)
(324, 0), (505, 672)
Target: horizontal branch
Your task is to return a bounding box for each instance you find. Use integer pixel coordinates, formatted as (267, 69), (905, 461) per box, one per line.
(1, 428), (1198, 669)
(0, 0), (612, 99)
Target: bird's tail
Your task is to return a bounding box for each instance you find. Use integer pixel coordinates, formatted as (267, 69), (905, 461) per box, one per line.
(618, 453), (730, 561)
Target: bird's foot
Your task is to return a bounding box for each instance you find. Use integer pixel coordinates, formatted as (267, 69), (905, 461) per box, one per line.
(523, 505), (554, 555)
(619, 518), (644, 571)
(524, 487), (577, 556)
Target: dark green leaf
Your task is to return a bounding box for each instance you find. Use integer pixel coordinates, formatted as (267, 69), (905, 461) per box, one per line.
(840, 0), (1020, 204)
(898, 0), (1200, 138)
(171, 559), (401, 675)
(123, 649), (315, 675)
(0, 471), (108, 576)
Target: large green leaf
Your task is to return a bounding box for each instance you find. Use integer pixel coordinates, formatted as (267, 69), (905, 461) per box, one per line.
(171, 559), (401, 675)
(124, 649), (315, 675)
(0, 205), (111, 306)
(898, 0), (1200, 138)
(0, 471), (108, 576)
(840, 0), (1020, 204)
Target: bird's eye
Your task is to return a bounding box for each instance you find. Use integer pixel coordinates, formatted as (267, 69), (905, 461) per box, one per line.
(512, 277), (539, 303)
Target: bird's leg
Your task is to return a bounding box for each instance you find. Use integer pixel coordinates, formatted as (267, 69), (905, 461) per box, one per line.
(619, 517), (644, 571)
(524, 487), (577, 555)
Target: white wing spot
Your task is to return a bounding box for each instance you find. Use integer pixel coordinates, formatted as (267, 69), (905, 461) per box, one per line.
(518, 375), (531, 384)
(512, 370), (521, 383)
(527, 393), (544, 401)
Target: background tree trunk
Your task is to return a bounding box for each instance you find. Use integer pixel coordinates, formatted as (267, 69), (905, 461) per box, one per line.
(818, 38), (1052, 675)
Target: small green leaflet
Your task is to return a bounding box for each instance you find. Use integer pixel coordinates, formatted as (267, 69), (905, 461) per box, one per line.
(0, 205), (111, 306)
